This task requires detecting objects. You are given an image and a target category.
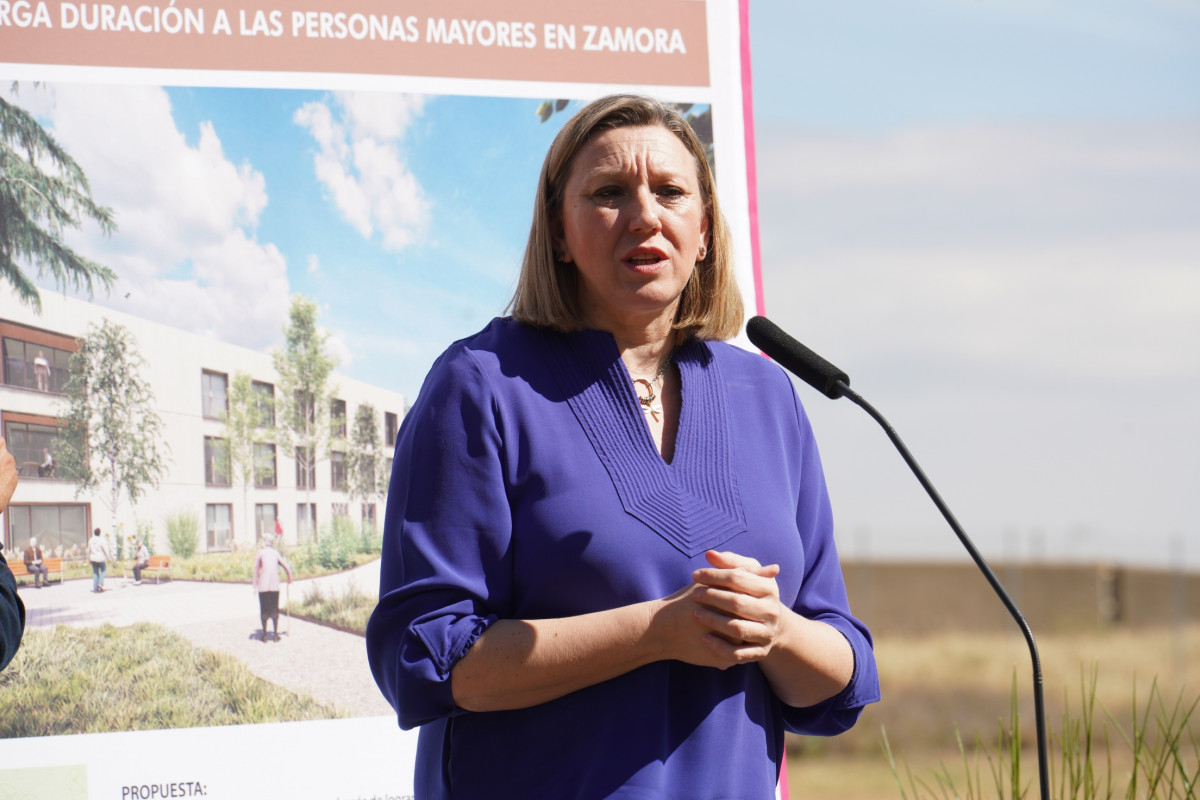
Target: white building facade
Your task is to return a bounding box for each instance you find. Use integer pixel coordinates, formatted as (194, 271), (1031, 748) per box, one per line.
(1, 290), (406, 559)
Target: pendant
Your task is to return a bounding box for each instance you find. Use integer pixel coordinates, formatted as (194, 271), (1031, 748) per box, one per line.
(633, 378), (662, 422)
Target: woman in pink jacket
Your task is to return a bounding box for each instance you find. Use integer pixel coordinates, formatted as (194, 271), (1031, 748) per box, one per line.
(253, 537), (292, 642)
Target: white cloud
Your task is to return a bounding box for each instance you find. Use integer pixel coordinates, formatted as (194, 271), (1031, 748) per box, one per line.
(758, 118), (1200, 383)
(19, 83), (290, 350)
(294, 91), (429, 252)
(756, 117), (1200, 563)
(324, 328), (354, 372)
(338, 90), (424, 141)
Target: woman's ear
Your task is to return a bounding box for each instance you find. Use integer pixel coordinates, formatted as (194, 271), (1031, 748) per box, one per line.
(551, 215), (572, 263)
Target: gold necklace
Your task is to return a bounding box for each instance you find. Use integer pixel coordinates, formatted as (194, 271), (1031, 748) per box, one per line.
(632, 351), (674, 422)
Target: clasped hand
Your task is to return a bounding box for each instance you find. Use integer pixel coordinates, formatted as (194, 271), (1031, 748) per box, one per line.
(657, 549), (787, 670)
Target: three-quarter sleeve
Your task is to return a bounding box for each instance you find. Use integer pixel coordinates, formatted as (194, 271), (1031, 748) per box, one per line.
(366, 347), (512, 729)
(779, 381), (881, 736)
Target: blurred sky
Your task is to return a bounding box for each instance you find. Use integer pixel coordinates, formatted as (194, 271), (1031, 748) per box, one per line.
(748, 1), (1200, 567)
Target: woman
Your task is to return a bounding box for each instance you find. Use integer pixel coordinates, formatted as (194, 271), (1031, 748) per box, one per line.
(253, 536), (292, 642)
(88, 527), (111, 593)
(366, 95), (879, 799)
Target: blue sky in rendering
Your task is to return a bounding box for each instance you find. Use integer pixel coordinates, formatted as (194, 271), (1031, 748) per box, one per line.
(159, 88), (561, 395)
(749, 0), (1199, 566)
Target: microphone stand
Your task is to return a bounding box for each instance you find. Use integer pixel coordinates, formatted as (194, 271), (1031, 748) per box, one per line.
(833, 378), (1050, 800)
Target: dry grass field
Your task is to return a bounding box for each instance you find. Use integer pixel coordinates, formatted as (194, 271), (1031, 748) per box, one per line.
(785, 624), (1200, 799)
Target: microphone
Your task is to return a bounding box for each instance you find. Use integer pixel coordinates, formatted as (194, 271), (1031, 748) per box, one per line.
(745, 316), (848, 399)
(746, 315), (1051, 800)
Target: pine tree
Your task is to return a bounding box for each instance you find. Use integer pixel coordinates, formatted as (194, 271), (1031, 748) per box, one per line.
(0, 89), (117, 311)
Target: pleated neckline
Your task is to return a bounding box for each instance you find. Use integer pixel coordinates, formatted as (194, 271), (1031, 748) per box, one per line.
(542, 328), (747, 557)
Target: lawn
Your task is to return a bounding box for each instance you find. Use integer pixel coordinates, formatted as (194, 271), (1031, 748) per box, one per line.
(292, 580), (376, 633)
(0, 624), (342, 737)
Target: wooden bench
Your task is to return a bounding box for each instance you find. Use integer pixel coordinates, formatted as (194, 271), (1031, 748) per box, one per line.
(6, 557), (65, 586)
(135, 554), (172, 584)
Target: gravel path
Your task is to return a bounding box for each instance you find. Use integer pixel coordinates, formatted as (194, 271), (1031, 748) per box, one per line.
(18, 560), (394, 718)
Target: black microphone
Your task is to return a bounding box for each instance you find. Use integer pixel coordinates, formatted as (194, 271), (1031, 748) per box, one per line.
(746, 316), (848, 399)
(746, 315), (1051, 800)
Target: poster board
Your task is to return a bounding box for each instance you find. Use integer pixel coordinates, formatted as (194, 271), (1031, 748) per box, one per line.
(0, 1), (765, 796)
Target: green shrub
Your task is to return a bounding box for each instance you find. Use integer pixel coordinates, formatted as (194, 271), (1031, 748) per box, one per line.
(360, 522), (382, 555)
(291, 517), (380, 572)
(165, 511), (199, 559)
(293, 580), (376, 635)
(169, 551), (255, 582)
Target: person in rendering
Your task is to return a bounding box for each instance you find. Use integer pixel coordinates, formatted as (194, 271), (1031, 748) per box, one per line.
(253, 536), (292, 642)
(23, 537), (49, 589)
(1, 437), (25, 669)
(88, 527), (111, 593)
(366, 95), (879, 799)
(131, 536), (150, 585)
(37, 448), (53, 478)
(33, 350), (50, 392)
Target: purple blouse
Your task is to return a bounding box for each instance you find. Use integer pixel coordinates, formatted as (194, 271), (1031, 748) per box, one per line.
(367, 318), (879, 799)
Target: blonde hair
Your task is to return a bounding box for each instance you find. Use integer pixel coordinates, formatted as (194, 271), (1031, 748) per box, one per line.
(507, 95), (743, 341)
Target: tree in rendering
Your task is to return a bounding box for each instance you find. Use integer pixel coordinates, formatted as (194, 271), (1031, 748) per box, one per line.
(56, 319), (168, 536)
(0, 89), (117, 311)
(225, 371), (275, 547)
(272, 295), (337, 541)
(346, 402), (384, 525)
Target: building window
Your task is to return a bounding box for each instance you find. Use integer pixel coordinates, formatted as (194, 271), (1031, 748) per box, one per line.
(202, 370), (229, 420)
(255, 503), (278, 541)
(252, 380), (275, 427)
(385, 411), (398, 447)
(331, 450), (347, 491)
(206, 504), (232, 551)
(296, 503), (316, 542)
(332, 502), (349, 518)
(5, 504), (88, 559)
(295, 446), (315, 490)
(254, 443), (277, 488)
(2, 337), (73, 394)
(331, 398), (347, 438)
(362, 503), (377, 529)
(3, 419), (61, 480)
(204, 436), (231, 486)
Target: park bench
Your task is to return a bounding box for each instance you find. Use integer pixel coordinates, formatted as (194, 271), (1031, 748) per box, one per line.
(139, 554), (172, 584)
(6, 556), (65, 586)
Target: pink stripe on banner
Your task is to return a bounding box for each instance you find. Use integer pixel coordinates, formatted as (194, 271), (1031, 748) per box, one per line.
(738, 3), (789, 790)
(740, 6), (791, 788)
(740, 0), (766, 318)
